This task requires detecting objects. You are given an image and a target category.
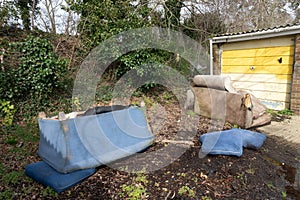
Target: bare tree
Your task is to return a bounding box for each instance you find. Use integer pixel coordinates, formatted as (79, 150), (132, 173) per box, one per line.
(36, 0), (79, 35)
(196, 0), (294, 32)
(37, 0), (63, 33)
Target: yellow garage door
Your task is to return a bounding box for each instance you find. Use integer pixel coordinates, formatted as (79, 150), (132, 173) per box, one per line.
(221, 36), (295, 110)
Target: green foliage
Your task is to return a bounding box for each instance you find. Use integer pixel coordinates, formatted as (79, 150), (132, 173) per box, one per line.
(0, 100), (15, 125)
(120, 184), (147, 200)
(237, 172), (247, 188)
(16, 0), (40, 30)
(70, 0), (181, 89)
(119, 173), (148, 200)
(1, 123), (39, 146)
(278, 109), (293, 116)
(0, 36), (68, 118)
(201, 196), (212, 200)
(282, 191), (287, 198)
(267, 108), (294, 121)
(73, 97), (82, 111)
(1, 171), (23, 185)
(178, 185), (196, 198)
(95, 84), (114, 103)
(5, 136), (17, 145)
(13, 36), (67, 99)
(0, 163), (4, 177)
(0, 189), (14, 200)
(42, 187), (58, 197)
(71, 0), (153, 49)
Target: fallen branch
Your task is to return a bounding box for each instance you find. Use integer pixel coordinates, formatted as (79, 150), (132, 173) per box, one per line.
(161, 139), (194, 146)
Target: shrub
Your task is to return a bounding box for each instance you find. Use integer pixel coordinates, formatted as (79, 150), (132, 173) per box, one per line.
(13, 36), (67, 100)
(0, 99), (15, 125)
(0, 36), (68, 118)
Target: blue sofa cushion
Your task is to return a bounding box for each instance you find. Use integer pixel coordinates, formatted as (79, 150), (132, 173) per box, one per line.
(200, 128), (266, 157)
(25, 161), (96, 193)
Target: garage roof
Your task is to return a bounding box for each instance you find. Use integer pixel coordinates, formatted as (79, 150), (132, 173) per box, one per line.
(211, 23), (300, 44)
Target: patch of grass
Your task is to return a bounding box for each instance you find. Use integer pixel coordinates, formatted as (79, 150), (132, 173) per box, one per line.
(178, 185), (196, 198)
(1, 123), (39, 143)
(282, 191), (287, 198)
(278, 109), (293, 116)
(42, 187), (58, 197)
(0, 163), (4, 176)
(120, 184), (147, 200)
(4, 136), (17, 145)
(162, 92), (174, 100)
(233, 124), (240, 128)
(201, 196), (212, 200)
(267, 109), (293, 117)
(0, 189), (14, 200)
(96, 84), (114, 103)
(192, 177), (198, 183)
(143, 96), (154, 107)
(135, 173), (148, 184)
(177, 172), (186, 177)
(237, 172), (247, 188)
(119, 173), (148, 200)
(186, 110), (196, 117)
(266, 182), (276, 190)
(246, 164), (255, 175)
(2, 171), (23, 185)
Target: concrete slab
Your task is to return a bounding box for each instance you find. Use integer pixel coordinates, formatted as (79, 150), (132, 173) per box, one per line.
(257, 115), (300, 144)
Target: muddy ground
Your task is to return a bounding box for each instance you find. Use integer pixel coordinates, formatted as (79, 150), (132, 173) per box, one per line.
(1, 100), (300, 199)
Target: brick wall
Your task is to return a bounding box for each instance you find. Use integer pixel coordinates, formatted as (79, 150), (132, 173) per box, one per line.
(291, 34), (300, 115)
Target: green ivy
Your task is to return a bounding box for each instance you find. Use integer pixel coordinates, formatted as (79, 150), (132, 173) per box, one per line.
(0, 36), (69, 120)
(0, 100), (15, 125)
(13, 36), (67, 99)
(70, 0), (180, 88)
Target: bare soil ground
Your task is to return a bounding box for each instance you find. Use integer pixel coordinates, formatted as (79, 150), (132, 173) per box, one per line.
(1, 100), (300, 199)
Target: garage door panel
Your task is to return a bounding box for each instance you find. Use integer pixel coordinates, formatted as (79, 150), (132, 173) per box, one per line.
(222, 55), (293, 66)
(222, 74), (292, 83)
(222, 65), (292, 75)
(231, 81), (291, 93)
(222, 46), (293, 58)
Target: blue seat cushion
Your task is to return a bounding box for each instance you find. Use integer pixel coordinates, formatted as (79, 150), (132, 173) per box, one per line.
(200, 128), (266, 157)
(25, 161), (96, 193)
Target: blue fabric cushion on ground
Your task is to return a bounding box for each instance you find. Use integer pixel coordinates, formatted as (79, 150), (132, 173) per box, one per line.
(238, 128), (266, 149)
(200, 130), (244, 157)
(200, 128), (266, 156)
(25, 161), (96, 193)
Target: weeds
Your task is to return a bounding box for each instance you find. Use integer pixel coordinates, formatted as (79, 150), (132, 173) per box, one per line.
(282, 191), (287, 198)
(201, 196), (212, 200)
(267, 109), (294, 117)
(246, 164), (255, 175)
(0, 189), (14, 200)
(42, 187), (58, 197)
(278, 109), (293, 116)
(178, 185), (196, 198)
(119, 173), (148, 200)
(266, 182), (276, 190)
(237, 172), (247, 188)
(2, 171), (23, 185)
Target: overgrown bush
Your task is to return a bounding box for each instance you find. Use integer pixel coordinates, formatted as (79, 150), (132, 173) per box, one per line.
(0, 99), (15, 125)
(12, 36), (67, 99)
(71, 0), (184, 89)
(0, 36), (68, 120)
